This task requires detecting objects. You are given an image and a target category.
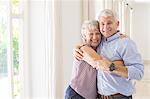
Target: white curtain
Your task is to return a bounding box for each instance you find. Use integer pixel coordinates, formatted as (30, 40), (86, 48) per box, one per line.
(26, 0), (57, 99)
(50, 0), (63, 98)
(38, 0), (63, 98)
(45, 0), (54, 98)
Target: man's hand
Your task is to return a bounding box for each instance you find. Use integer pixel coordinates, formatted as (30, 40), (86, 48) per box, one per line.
(97, 58), (125, 72)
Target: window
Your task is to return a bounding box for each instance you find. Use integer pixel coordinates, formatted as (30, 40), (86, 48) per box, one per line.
(0, 0), (24, 99)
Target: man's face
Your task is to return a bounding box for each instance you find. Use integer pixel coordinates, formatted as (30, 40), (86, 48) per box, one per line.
(99, 16), (119, 38)
(83, 27), (101, 49)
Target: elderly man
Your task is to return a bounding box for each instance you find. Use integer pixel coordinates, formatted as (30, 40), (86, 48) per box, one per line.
(74, 9), (144, 99)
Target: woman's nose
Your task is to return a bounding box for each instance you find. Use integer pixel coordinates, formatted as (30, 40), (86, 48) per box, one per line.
(93, 34), (98, 39)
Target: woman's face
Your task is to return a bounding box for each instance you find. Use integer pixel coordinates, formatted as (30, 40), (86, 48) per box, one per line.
(83, 26), (101, 49)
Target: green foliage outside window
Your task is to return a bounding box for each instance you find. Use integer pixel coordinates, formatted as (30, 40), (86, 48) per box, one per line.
(0, 18), (7, 75)
(13, 35), (19, 75)
(0, 20), (19, 75)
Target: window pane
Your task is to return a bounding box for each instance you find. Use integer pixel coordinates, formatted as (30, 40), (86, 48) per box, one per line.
(0, 0), (23, 99)
(12, 18), (21, 99)
(11, 0), (23, 98)
(0, 1), (8, 77)
(11, 0), (22, 15)
(0, 1), (11, 99)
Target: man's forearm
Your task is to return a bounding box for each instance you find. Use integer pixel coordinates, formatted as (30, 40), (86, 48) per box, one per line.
(97, 59), (128, 79)
(79, 45), (129, 79)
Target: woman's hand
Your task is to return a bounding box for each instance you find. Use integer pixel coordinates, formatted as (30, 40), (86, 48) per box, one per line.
(80, 46), (102, 68)
(73, 43), (84, 61)
(81, 46), (102, 61)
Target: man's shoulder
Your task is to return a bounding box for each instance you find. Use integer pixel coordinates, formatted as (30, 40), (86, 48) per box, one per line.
(117, 36), (137, 49)
(118, 35), (133, 43)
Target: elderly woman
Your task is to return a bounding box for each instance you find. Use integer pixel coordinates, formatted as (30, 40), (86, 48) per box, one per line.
(65, 20), (101, 99)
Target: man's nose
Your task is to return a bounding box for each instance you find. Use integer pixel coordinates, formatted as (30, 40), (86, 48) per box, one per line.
(103, 25), (108, 30)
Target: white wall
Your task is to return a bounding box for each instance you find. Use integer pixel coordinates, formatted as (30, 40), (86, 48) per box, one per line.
(132, 2), (150, 61)
(89, 0), (104, 20)
(61, 0), (82, 95)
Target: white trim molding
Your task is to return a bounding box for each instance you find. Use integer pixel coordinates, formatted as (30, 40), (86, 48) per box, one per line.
(143, 60), (150, 65)
(81, 0), (89, 21)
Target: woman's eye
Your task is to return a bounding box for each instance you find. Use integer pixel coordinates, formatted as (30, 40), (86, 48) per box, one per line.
(90, 33), (93, 35)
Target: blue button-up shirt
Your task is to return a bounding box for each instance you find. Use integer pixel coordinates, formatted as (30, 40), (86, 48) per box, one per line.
(96, 32), (144, 96)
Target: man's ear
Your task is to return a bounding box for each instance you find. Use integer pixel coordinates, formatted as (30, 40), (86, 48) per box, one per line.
(117, 21), (119, 26)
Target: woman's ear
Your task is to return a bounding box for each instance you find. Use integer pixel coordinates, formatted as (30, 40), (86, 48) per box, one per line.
(82, 34), (86, 43)
(82, 38), (86, 43)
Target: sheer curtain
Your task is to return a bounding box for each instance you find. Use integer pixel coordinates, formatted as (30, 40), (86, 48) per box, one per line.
(26, 0), (57, 98)
(23, 0), (61, 98)
(47, 0), (63, 98)
(44, 0), (54, 98)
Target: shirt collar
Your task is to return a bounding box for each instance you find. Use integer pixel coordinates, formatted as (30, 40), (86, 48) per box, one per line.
(102, 31), (120, 42)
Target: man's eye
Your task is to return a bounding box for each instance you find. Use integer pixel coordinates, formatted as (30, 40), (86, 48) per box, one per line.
(101, 24), (104, 26)
(96, 33), (100, 35)
(108, 23), (111, 25)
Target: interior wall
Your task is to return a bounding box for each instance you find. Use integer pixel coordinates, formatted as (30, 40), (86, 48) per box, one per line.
(89, 0), (104, 20)
(61, 0), (82, 96)
(132, 2), (150, 61)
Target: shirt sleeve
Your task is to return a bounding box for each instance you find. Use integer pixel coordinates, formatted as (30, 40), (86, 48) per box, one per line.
(118, 38), (144, 80)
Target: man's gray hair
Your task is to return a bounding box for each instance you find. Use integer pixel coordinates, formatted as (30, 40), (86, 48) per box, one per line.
(81, 20), (99, 36)
(98, 9), (118, 20)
